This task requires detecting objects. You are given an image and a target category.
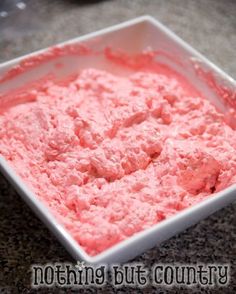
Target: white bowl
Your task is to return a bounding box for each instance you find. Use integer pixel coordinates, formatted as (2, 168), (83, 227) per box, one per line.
(0, 16), (235, 264)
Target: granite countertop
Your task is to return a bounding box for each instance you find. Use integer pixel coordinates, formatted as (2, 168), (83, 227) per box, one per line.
(0, 0), (235, 293)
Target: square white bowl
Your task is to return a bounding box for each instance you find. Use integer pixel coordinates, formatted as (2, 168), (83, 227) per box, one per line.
(0, 16), (235, 264)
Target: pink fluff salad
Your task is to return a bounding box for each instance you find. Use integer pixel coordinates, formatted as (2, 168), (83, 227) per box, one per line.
(0, 64), (236, 256)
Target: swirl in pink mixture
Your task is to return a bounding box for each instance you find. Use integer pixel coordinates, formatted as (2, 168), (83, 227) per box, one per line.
(0, 66), (236, 255)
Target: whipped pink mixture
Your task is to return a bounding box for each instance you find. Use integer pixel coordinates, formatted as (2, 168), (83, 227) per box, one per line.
(1, 57), (236, 255)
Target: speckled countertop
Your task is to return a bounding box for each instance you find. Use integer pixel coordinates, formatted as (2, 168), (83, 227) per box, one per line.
(0, 0), (235, 293)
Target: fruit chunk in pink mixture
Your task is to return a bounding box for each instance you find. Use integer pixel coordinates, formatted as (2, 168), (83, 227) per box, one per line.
(0, 68), (236, 255)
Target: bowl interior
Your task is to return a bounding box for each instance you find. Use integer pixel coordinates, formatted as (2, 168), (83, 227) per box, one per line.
(1, 18), (235, 117)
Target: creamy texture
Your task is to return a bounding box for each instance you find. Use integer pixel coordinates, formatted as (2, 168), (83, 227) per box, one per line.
(1, 65), (236, 255)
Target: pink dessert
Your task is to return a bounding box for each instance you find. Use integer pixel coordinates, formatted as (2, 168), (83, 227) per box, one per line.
(0, 50), (236, 256)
